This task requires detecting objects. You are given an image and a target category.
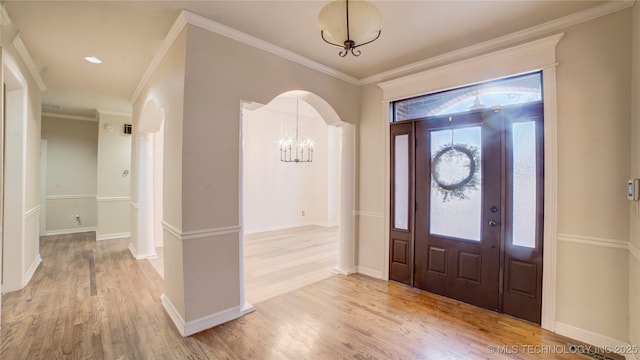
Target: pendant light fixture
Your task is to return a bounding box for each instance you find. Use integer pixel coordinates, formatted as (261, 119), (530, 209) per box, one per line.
(278, 99), (314, 163)
(318, 0), (382, 57)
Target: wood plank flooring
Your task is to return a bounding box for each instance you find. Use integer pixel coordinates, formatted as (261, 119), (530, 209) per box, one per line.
(0, 231), (604, 359)
(244, 225), (338, 303)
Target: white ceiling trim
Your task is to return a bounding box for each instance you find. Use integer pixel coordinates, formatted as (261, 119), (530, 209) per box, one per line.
(361, 0), (634, 85)
(42, 111), (97, 122)
(97, 108), (132, 118)
(12, 34), (46, 92)
(378, 33), (563, 101)
(129, 12), (188, 104)
(1, 5), (11, 26)
(181, 11), (360, 85)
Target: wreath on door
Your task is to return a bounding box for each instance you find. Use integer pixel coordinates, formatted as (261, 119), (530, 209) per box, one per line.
(431, 143), (480, 202)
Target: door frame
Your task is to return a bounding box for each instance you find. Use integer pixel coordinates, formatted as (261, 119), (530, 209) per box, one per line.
(379, 33), (562, 331)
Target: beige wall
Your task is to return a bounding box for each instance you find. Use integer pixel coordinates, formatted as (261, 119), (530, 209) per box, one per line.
(178, 23), (360, 322)
(629, 2), (640, 349)
(357, 84), (385, 274)
(97, 112), (132, 238)
(132, 28), (187, 317)
(41, 117), (98, 232)
(554, 9), (631, 341)
(356, 9), (633, 342)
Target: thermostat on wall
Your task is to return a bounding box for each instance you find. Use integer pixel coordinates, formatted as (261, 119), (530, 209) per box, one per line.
(628, 179), (639, 200)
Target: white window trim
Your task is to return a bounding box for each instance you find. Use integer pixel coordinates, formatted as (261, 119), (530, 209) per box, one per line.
(378, 33), (563, 332)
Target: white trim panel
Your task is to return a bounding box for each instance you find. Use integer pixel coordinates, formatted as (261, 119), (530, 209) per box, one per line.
(557, 233), (629, 251)
(181, 11), (359, 86)
(23, 255), (42, 288)
(97, 196), (131, 202)
(45, 227), (97, 236)
(361, 1), (632, 85)
(161, 293), (255, 337)
(46, 194), (96, 200)
(161, 220), (241, 241)
(378, 34), (563, 101)
(24, 205), (40, 217)
(42, 112), (97, 122)
(356, 266), (383, 279)
(96, 109), (131, 118)
(130, 11), (187, 103)
(555, 321), (637, 360)
(630, 242), (640, 262)
(12, 34), (46, 91)
(97, 232), (131, 241)
(354, 211), (384, 218)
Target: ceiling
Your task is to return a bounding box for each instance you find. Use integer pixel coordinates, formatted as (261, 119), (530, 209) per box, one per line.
(3, 0), (612, 117)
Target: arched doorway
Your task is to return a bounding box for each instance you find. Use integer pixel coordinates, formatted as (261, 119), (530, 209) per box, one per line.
(239, 90), (355, 305)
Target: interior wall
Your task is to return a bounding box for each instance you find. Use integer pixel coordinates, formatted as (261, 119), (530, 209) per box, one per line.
(132, 28), (187, 317)
(165, 22), (360, 325)
(41, 116), (98, 233)
(96, 112), (132, 240)
(243, 96), (338, 234)
(629, 1), (640, 349)
(356, 9), (632, 342)
(554, 9), (631, 341)
(1, 40), (43, 293)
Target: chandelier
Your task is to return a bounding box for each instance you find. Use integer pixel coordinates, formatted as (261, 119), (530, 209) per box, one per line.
(318, 0), (382, 57)
(278, 99), (314, 163)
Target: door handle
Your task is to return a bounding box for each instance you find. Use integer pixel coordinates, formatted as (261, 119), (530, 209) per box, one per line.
(488, 220), (499, 227)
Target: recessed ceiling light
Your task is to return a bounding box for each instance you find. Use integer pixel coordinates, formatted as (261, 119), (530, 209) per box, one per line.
(84, 56), (102, 64)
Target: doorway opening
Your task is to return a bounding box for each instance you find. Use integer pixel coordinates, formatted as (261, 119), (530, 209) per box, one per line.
(388, 72), (544, 324)
(240, 91), (348, 304)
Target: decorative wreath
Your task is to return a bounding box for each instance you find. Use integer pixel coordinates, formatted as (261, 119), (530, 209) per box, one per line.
(431, 143), (480, 202)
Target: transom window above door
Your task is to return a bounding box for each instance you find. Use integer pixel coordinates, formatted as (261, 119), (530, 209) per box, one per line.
(391, 72), (542, 122)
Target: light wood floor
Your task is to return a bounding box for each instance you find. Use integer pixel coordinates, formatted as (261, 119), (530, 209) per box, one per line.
(148, 225), (339, 304)
(0, 232), (604, 359)
(244, 225), (338, 303)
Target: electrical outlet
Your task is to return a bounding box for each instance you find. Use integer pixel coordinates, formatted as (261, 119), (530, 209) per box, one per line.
(302, 210), (305, 216)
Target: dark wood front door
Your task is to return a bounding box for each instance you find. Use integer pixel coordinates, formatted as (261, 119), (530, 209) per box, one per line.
(390, 102), (544, 324)
(414, 110), (502, 311)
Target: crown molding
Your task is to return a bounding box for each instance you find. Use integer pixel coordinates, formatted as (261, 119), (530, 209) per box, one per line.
(129, 11), (188, 104)
(361, 0), (634, 85)
(132, 0), (632, 100)
(12, 34), (46, 92)
(1, 5), (12, 26)
(42, 111), (97, 122)
(97, 109), (132, 118)
(181, 10), (359, 86)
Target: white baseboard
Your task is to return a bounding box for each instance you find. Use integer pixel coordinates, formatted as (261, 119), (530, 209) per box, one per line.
(127, 242), (157, 260)
(356, 265), (383, 279)
(161, 294), (255, 337)
(555, 321), (636, 360)
(23, 255), (42, 287)
(45, 227), (97, 236)
(128, 242), (138, 258)
(244, 221), (321, 235)
(96, 232), (131, 241)
(332, 266), (356, 276)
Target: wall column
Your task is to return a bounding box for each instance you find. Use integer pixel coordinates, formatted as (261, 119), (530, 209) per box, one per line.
(336, 124), (356, 274)
(133, 132), (156, 259)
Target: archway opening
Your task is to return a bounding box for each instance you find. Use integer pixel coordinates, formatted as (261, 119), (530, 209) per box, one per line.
(240, 90), (354, 305)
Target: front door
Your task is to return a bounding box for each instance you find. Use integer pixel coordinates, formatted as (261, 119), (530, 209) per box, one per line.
(391, 102), (544, 324)
(414, 109), (502, 311)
